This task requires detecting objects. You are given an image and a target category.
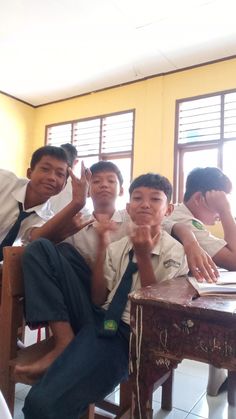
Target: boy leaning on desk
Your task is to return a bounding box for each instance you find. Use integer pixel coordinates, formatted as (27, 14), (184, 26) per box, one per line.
(169, 166), (236, 396)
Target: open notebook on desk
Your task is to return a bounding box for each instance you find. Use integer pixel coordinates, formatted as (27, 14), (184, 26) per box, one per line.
(188, 271), (236, 296)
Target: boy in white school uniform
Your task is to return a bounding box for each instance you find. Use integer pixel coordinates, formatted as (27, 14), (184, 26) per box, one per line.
(0, 145), (90, 259)
(65, 160), (217, 280)
(169, 167), (236, 396)
(16, 173), (188, 419)
(64, 160), (130, 267)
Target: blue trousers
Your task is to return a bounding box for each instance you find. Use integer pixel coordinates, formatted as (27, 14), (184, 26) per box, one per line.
(22, 238), (129, 419)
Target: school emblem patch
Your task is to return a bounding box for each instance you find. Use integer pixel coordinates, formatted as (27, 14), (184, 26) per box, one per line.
(103, 320), (118, 332)
(164, 259), (181, 269)
(192, 220), (204, 230)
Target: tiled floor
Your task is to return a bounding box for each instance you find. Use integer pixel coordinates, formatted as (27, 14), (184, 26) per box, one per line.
(12, 329), (236, 419)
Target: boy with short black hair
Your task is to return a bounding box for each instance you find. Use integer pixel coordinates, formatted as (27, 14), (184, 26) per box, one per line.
(63, 160), (130, 267)
(16, 172), (188, 419)
(169, 166), (236, 396)
(170, 167), (236, 272)
(0, 145), (90, 259)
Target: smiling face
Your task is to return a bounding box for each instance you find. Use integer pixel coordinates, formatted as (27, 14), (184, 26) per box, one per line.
(89, 170), (123, 212)
(27, 155), (68, 203)
(126, 186), (173, 228)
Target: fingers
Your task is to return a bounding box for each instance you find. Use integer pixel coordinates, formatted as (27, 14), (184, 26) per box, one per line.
(69, 161), (90, 183)
(190, 256), (219, 283)
(79, 219), (94, 230)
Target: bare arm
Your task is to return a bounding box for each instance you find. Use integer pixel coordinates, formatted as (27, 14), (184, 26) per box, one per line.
(172, 223), (218, 282)
(205, 191), (236, 270)
(91, 219), (117, 306)
(30, 164), (91, 243)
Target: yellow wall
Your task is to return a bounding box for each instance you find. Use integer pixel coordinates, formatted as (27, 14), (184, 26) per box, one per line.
(3, 57), (236, 237)
(0, 93), (35, 176)
(33, 58), (236, 185)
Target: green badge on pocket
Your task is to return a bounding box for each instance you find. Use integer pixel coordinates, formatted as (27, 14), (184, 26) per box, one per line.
(104, 320), (118, 332)
(192, 220), (204, 230)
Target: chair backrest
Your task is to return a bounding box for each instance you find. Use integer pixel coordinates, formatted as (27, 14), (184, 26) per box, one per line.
(2, 247), (25, 297)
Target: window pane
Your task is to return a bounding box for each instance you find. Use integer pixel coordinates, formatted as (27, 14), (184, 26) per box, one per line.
(102, 113), (133, 154)
(222, 141), (236, 214)
(224, 92), (236, 139)
(183, 149), (218, 191)
(178, 96), (221, 144)
(47, 124), (72, 145)
(73, 119), (100, 157)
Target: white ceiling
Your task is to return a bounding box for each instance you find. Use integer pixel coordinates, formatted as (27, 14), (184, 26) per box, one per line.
(1, 0), (236, 107)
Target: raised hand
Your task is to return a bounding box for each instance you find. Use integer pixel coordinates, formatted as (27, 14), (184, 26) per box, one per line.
(204, 190), (231, 217)
(129, 224), (160, 258)
(69, 161), (91, 210)
(93, 214), (118, 248)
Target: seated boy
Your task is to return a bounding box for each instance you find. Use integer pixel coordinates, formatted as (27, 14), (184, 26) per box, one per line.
(64, 160), (216, 280)
(0, 145), (90, 259)
(169, 166), (236, 396)
(16, 173), (188, 419)
(63, 160), (130, 267)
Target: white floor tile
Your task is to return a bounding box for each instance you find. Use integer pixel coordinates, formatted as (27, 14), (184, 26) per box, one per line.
(11, 358), (231, 419)
(152, 400), (188, 418)
(153, 363), (208, 412)
(190, 391), (236, 419)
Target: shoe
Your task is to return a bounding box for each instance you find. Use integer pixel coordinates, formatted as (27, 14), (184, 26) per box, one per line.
(207, 365), (227, 396)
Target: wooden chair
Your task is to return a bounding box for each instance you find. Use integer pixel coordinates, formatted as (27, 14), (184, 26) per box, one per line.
(0, 246), (173, 418)
(0, 246), (53, 415)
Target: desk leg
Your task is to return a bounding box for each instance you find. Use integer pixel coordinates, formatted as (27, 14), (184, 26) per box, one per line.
(131, 361), (178, 419)
(132, 369), (154, 419)
(228, 371), (236, 406)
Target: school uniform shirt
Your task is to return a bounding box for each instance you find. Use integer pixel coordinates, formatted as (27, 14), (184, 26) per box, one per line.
(102, 230), (188, 325)
(64, 209), (131, 267)
(49, 178), (89, 216)
(0, 169), (53, 246)
(169, 203), (226, 258)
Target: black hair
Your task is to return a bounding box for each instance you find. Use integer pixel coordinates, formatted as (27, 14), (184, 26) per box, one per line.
(30, 146), (69, 169)
(61, 143), (78, 167)
(129, 173), (172, 202)
(184, 167), (232, 202)
(89, 161), (123, 187)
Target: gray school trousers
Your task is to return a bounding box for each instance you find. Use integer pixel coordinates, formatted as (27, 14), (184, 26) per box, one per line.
(22, 238), (129, 419)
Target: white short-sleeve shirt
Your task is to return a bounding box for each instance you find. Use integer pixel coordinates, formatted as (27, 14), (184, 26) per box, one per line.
(64, 209), (176, 268)
(168, 203), (226, 258)
(102, 230), (188, 325)
(64, 209), (131, 267)
(0, 169), (54, 246)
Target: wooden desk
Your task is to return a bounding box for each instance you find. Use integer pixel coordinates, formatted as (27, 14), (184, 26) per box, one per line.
(129, 276), (236, 419)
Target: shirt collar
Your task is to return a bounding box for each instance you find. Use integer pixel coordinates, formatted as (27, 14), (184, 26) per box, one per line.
(12, 182), (53, 218)
(83, 209), (125, 231)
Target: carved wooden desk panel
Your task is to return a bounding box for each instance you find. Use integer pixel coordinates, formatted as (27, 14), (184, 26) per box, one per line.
(129, 276), (236, 418)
